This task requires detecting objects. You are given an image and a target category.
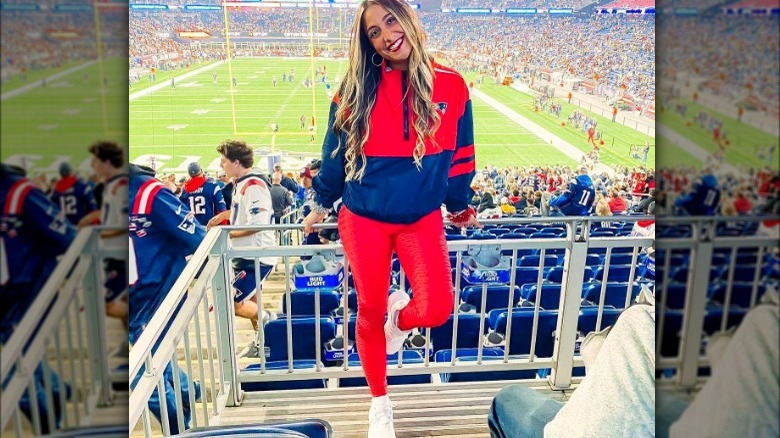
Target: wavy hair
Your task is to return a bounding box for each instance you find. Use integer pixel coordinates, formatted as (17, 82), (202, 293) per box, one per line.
(334, 0), (440, 182)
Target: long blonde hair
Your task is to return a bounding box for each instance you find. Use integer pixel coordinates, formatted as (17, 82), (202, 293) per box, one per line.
(334, 0), (440, 181)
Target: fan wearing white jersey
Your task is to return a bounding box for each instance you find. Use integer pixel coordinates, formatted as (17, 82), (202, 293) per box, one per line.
(207, 140), (278, 358)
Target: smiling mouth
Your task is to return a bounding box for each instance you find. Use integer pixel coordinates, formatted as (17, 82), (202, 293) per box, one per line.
(387, 36), (404, 53)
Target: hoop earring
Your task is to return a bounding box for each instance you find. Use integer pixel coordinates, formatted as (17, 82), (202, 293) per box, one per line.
(371, 52), (383, 67)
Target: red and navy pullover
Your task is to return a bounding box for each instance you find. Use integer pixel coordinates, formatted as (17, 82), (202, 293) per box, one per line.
(312, 61), (476, 224)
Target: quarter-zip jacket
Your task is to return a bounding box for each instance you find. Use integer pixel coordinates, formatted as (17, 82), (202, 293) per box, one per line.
(313, 61), (476, 224)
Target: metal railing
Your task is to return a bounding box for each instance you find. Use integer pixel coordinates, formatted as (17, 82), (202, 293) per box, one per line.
(129, 215), (655, 435)
(1, 226), (124, 437)
(655, 216), (779, 389)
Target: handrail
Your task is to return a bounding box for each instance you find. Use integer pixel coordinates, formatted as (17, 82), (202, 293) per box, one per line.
(1, 226), (122, 433)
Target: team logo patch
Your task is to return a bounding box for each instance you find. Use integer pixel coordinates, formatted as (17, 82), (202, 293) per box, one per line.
(177, 212), (197, 234)
(437, 102), (448, 113)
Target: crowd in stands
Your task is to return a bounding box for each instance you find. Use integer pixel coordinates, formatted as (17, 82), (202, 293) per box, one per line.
(442, 0), (595, 9)
(127, 9), (654, 105)
(658, 13), (779, 115)
(657, 164), (779, 218)
(421, 13), (655, 104)
(467, 163), (655, 220)
(1, 7), (126, 82)
(600, 0), (655, 9)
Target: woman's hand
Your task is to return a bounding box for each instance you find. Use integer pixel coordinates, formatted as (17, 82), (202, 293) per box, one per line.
(303, 210), (328, 235)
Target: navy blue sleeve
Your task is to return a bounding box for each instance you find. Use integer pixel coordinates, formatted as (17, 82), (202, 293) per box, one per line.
(81, 181), (98, 213)
(312, 100), (346, 210)
(445, 90), (476, 213)
(23, 188), (76, 254)
(150, 188), (206, 255)
(211, 182), (227, 213)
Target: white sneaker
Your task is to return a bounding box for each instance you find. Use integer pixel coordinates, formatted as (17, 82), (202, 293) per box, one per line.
(238, 342), (261, 358)
(384, 290), (411, 355)
(368, 396), (396, 438)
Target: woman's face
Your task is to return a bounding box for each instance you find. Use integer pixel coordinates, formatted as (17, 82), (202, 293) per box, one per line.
(363, 4), (411, 71)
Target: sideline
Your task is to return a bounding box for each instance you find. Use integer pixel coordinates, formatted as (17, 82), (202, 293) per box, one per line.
(129, 60), (223, 101)
(657, 125), (738, 174)
(1, 61), (96, 101)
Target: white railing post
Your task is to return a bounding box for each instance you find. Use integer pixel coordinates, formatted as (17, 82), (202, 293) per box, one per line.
(548, 220), (588, 390)
(212, 233), (241, 407)
(676, 220), (713, 389)
(82, 230), (112, 407)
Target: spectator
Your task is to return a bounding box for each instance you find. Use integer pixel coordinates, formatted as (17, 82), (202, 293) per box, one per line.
(301, 1), (479, 435)
(269, 173), (293, 224)
(489, 301), (655, 437)
(608, 189), (628, 214)
(179, 162), (227, 226)
(273, 163), (300, 194)
(207, 140), (277, 357)
(50, 161), (98, 226)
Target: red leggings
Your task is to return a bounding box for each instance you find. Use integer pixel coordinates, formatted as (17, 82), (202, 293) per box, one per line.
(338, 207), (454, 397)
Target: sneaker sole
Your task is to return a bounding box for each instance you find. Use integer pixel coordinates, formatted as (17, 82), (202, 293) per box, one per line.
(384, 291), (411, 355)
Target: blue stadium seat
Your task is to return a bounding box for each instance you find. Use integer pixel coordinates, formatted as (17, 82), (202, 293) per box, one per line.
(44, 426), (127, 438)
(582, 282), (642, 309)
(577, 306), (622, 334)
(702, 306), (748, 334)
(708, 282), (767, 308)
(519, 254), (559, 268)
(498, 232), (528, 240)
(264, 317), (336, 362)
(656, 283), (687, 310)
(658, 309), (683, 358)
(446, 234), (468, 241)
(501, 247), (536, 258)
(489, 228), (511, 237)
(428, 313), (489, 353)
(491, 310), (559, 357)
(545, 266), (594, 283)
(241, 361), (326, 391)
(460, 285), (521, 313)
(730, 264), (761, 282)
(435, 348), (538, 382)
(514, 267), (546, 286)
(605, 253), (636, 266)
(520, 284), (563, 310)
(181, 419), (332, 437)
(670, 266), (723, 283)
(529, 232), (558, 239)
(340, 351), (431, 387)
(585, 253), (603, 267)
(593, 265), (636, 283)
(280, 290), (341, 317)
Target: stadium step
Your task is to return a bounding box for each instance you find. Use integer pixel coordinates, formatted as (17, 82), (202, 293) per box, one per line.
(220, 379), (571, 437)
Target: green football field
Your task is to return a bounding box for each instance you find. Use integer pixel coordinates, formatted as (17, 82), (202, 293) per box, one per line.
(0, 57), (128, 175)
(129, 58), (645, 174)
(656, 98), (779, 171)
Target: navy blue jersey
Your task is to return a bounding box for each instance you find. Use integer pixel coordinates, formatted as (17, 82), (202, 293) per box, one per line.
(179, 175), (227, 226)
(550, 174), (596, 216)
(50, 176), (98, 225)
(129, 165), (206, 336)
(1, 164), (76, 340)
(313, 61), (475, 224)
(675, 174), (720, 216)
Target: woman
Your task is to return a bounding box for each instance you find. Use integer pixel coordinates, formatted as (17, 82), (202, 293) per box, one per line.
(303, 1), (478, 435)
